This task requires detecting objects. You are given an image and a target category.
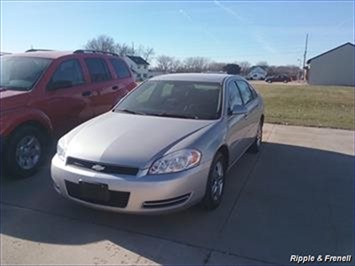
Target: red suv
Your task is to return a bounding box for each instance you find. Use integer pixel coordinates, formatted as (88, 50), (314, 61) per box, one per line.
(0, 49), (136, 177)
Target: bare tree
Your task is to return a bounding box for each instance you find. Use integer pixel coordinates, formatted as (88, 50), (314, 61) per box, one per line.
(256, 61), (269, 68)
(85, 35), (155, 63)
(207, 61), (225, 72)
(85, 35), (117, 53)
(115, 43), (134, 56)
(155, 55), (180, 73)
(134, 45), (155, 62)
(171, 58), (182, 72)
(238, 61), (251, 75)
(183, 57), (210, 72)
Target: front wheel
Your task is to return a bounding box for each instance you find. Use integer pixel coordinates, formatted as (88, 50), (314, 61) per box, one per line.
(249, 121), (263, 153)
(5, 125), (47, 178)
(201, 153), (226, 210)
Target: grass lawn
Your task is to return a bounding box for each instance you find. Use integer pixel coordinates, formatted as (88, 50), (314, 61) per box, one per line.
(252, 84), (354, 130)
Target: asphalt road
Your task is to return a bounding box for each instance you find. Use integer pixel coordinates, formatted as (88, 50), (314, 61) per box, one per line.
(1, 124), (354, 265)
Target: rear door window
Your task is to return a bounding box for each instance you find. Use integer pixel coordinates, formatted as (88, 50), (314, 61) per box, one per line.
(236, 80), (254, 104)
(109, 58), (131, 78)
(84, 58), (112, 83)
(228, 81), (243, 109)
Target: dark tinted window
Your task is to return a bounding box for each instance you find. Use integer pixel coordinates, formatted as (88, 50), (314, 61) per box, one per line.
(110, 59), (130, 78)
(236, 80), (254, 104)
(48, 59), (84, 89)
(0, 56), (52, 91)
(115, 80), (222, 120)
(227, 81), (243, 109)
(84, 58), (111, 83)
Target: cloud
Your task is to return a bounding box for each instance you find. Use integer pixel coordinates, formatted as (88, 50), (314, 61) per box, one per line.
(213, 0), (249, 24)
(179, 9), (193, 22)
(213, 0), (277, 54)
(178, 8), (221, 44)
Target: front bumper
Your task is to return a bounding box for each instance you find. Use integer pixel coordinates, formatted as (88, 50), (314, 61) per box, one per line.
(51, 154), (211, 214)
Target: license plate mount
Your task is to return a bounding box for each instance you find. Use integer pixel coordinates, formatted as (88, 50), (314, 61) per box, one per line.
(78, 181), (109, 202)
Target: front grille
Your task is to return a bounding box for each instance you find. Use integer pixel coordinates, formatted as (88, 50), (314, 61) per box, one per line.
(142, 193), (191, 209)
(66, 157), (139, 176)
(65, 180), (130, 208)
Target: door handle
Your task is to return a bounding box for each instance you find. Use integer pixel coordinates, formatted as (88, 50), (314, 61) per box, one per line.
(112, 86), (119, 90)
(82, 91), (92, 97)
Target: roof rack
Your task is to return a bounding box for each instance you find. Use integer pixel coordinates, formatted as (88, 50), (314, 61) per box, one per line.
(73, 49), (119, 57)
(26, 49), (54, 52)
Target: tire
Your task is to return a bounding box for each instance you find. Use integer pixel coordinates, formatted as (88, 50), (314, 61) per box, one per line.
(249, 120), (263, 153)
(201, 153), (226, 210)
(5, 125), (47, 178)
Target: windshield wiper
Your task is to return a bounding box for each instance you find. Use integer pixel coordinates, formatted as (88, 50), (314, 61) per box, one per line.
(149, 112), (199, 119)
(116, 109), (146, 115)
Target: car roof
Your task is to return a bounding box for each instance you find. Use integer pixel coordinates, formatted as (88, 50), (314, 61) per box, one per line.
(4, 51), (74, 59)
(150, 73), (243, 84)
(3, 50), (120, 60)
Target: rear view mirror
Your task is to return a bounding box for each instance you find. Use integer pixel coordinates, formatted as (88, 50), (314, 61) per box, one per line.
(47, 80), (72, 90)
(229, 105), (248, 116)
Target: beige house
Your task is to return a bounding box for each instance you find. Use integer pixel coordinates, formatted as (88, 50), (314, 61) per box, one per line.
(306, 42), (354, 86)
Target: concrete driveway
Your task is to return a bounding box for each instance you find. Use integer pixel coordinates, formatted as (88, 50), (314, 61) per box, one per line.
(1, 124), (354, 265)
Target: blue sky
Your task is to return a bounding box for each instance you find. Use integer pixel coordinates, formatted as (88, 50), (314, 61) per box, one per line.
(1, 0), (354, 66)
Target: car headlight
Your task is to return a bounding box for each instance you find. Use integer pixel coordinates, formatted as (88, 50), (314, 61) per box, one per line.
(57, 138), (67, 161)
(148, 149), (201, 175)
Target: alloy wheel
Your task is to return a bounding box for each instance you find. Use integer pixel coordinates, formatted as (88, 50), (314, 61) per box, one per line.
(15, 135), (42, 170)
(211, 161), (224, 201)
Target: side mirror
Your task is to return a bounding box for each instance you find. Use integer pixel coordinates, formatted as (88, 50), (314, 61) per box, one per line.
(229, 104), (248, 116)
(47, 80), (72, 91)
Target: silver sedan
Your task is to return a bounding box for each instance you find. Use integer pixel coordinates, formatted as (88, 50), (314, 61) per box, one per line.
(51, 73), (264, 214)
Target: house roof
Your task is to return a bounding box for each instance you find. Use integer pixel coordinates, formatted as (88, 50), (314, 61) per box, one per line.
(249, 66), (267, 71)
(307, 42), (355, 64)
(248, 66), (267, 74)
(126, 55), (149, 65)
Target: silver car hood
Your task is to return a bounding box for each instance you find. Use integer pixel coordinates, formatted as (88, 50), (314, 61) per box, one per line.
(65, 111), (215, 169)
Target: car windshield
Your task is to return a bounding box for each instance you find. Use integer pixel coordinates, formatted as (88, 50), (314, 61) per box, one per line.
(0, 56), (52, 91)
(114, 80), (222, 120)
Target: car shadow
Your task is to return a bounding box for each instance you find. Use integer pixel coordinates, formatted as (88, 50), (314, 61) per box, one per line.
(1, 142), (353, 265)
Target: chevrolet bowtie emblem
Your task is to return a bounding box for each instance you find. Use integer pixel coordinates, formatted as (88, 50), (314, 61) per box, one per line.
(92, 164), (105, 171)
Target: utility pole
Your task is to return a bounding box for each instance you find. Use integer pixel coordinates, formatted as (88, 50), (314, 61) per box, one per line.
(297, 59), (302, 82)
(302, 33), (309, 81)
(302, 33), (308, 68)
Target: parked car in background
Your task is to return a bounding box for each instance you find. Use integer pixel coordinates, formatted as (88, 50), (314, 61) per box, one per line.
(0, 49), (136, 178)
(51, 73), (264, 214)
(265, 74), (291, 83)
